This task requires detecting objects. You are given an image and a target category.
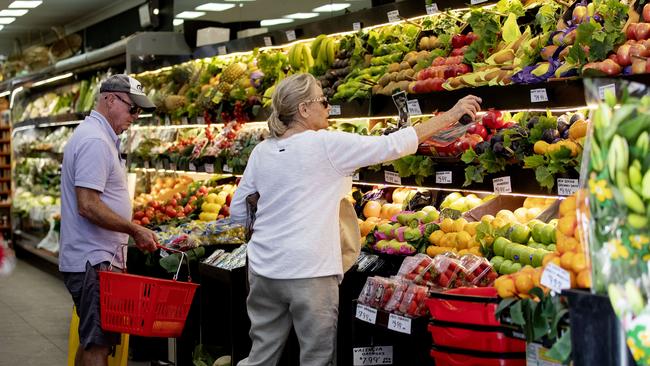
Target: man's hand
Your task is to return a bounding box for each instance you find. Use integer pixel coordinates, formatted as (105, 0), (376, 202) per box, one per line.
(445, 95), (482, 124)
(131, 225), (158, 253)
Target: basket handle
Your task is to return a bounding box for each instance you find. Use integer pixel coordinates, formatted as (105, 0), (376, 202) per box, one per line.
(108, 244), (193, 282)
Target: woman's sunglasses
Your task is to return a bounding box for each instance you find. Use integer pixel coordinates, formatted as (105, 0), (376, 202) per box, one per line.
(304, 96), (329, 108)
(112, 94), (142, 115)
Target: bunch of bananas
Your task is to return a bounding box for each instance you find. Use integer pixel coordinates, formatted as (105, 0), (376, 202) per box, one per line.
(287, 43), (314, 73)
(311, 34), (338, 71)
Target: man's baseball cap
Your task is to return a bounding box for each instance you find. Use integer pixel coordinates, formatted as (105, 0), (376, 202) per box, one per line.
(99, 74), (156, 111)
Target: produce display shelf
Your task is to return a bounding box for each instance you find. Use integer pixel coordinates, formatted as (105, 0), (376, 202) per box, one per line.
(12, 112), (86, 130)
(0, 139), (10, 143)
(0, 203), (11, 208)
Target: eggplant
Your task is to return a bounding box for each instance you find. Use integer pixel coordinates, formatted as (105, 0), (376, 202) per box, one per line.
(570, 113), (584, 124)
(526, 116), (539, 130)
(542, 129), (560, 143)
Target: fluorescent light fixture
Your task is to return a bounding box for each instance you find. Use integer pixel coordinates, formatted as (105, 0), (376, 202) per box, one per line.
(8, 1), (42, 8)
(176, 11), (205, 19)
(10, 86), (23, 109)
(260, 18), (293, 26)
(31, 72), (74, 87)
(173, 18), (184, 26)
(0, 91), (9, 98)
(312, 3), (351, 12)
(224, 0), (256, 2)
(196, 3), (236, 11)
(0, 9), (27, 16)
(0, 18), (16, 24)
(0, 26), (4, 31)
(284, 12), (319, 19)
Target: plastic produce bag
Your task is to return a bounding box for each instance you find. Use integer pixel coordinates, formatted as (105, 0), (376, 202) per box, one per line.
(36, 215), (60, 253)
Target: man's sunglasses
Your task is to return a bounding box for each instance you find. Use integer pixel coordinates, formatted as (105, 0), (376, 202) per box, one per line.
(112, 94), (142, 115)
(304, 96), (329, 108)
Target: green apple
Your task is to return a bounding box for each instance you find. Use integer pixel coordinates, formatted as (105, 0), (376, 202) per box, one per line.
(547, 244), (557, 252)
(527, 219), (544, 230)
(490, 255), (505, 269)
(397, 213), (415, 226)
(449, 197), (468, 212)
(519, 247), (534, 266)
(510, 263), (522, 273)
(509, 224), (532, 244)
(532, 249), (547, 267)
(493, 237), (511, 256)
(499, 260), (514, 274)
(540, 224), (557, 244)
(415, 211), (427, 221)
(528, 242), (540, 249)
(531, 223), (545, 243)
(504, 243), (516, 261)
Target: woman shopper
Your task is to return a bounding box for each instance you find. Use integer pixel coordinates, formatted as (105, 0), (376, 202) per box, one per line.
(230, 73), (481, 366)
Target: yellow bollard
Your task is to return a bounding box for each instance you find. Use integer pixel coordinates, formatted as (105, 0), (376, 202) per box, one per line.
(67, 306), (129, 366)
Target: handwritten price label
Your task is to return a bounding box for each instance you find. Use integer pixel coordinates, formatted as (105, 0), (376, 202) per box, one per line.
(557, 178), (579, 196)
(353, 22), (361, 31)
(426, 3), (439, 14)
(329, 105), (341, 116)
(470, 0), (488, 4)
(285, 30), (296, 41)
(355, 304), (377, 324)
(388, 313), (411, 334)
(384, 171), (402, 185)
(598, 84), (616, 101)
(493, 176), (512, 193)
(435, 171), (452, 184)
(189, 162), (197, 171)
(223, 164), (233, 173)
(353, 172), (360, 181)
(204, 163), (214, 173)
(530, 88), (549, 103)
(353, 346), (393, 365)
(263, 36), (272, 47)
(541, 263), (571, 294)
(217, 46), (227, 56)
(387, 10), (400, 23)
(407, 99), (422, 115)
(181, 116), (189, 124)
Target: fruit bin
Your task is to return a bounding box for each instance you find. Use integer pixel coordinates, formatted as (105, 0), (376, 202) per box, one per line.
(430, 345), (526, 366)
(427, 321), (526, 353)
(426, 287), (502, 326)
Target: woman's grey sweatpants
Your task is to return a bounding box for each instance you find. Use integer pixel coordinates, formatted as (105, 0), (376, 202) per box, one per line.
(237, 269), (339, 366)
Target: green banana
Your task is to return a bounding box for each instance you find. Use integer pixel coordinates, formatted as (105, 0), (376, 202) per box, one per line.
(628, 213), (648, 229)
(616, 170), (629, 192)
(622, 186), (645, 214)
(594, 104), (612, 145)
(629, 160), (643, 194)
(642, 169), (650, 200)
(590, 138), (604, 172)
(636, 131), (649, 156)
(608, 135), (629, 181)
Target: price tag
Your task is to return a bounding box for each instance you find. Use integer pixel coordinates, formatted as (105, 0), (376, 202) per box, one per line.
(557, 178), (579, 196)
(196, 116), (205, 124)
(530, 88), (549, 103)
(353, 346), (393, 365)
(599, 84), (616, 100)
(160, 249), (170, 258)
(353, 172), (360, 181)
(223, 164), (233, 173)
(470, 0), (488, 4)
(355, 304), (377, 324)
(189, 162), (197, 171)
(143, 161), (150, 169)
(264, 36), (272, 47)
(329, 105), (341, 116)
(435, 171), (452, 184)
(406, 99), (422, 115)
(155, 161), (163, 170)
(493, 176), (512, 193)
(164, 116), (171, 125)
(353, 22), (361, 32)
(426, 3), (439, 14)
(387, 313), (411, 334)
(285, 30), (296, 41)
(170, 163), (177, 171)
(205, 163), (215, 173)
(541, 263), (571, 294)
(384, 171), (402, 185)
(217, 45), (227, 55)
(387, 10), (400, 23)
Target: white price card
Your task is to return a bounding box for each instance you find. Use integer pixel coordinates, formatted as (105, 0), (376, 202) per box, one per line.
(217, 45), (227, 55)
(353, 346), (393, 366)
(160, 249), (170, 258)
(387, 10), (400, 23)
(493, 176), (512, 193)
(329, 105), (341, 116)
(557, 178), (579, 196)
(204, 163), (215, 173)
(530, 88), (549, 103)
(353, 22), (362, 31)
(263, 36), (272, 47)
(164, 116), (171, 125)
(426, 3), (439, 14)
(435, 171), (452, 184)
(470, 0), (488, 4)
(223, 164), (233, 173)
(355, 304), (377, 324)
(599, 84), (616, 101)
(541, 263), (571, 294)
(196, 116), (205, 124)
(170, 163), (177, 171)
(189, 162), (197, 171)
(285, 30), (296, 41)
(384, 171), (402, 185)
(388, 313), (411, 334)
(353, 172), (360, 181)
(144, 161), (150, 169)
(407, 99), (422, 115)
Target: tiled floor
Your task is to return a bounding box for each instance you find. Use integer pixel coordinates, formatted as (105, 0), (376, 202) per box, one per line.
(0, 259), (149, 366)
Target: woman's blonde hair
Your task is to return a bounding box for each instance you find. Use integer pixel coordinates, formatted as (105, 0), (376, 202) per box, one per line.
(267, 73), (319, 138)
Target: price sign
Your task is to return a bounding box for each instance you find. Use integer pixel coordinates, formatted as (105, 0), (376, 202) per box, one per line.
(426, 3), (439, 14)
(557, 178), (579, 196)
(352, 172), (360, 181)
(353, 22), (362, 32)
(155, 161), (163, 170)
(541, 263), (571, 294)
(170, 163), (177, 171)
(470, 0), (488, 4)
(388, 313), (411, 334)
(493, 176), (512, 193)
(223, 164), (233, 173)
(264, 36), (272, 47)
(435, 171), (452, 184)
(353, 346), (393, 365)
(160, 249), (170, 258)
(164, 116), (171, 125)
(384, 171), (402, 185)
(217, 45), (227, 56)
(329, 105), (341, 116)
(285, 30), (296, 41)
(355, 304), (377, 324)
(407, 99), (422, 115)
(530, 88), (549, 103)
(189, 162), (197, 171)
(143, 161), (150, 169)
(181, 116), (188, 124)
(196, 116), (205, 124)
(205, 163), (215, 173)
(387, 10), (400, 23)
(599, 84), (616, 101)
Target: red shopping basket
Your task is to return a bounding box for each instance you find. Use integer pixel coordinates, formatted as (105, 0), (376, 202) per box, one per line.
(99, 245), (199, 338)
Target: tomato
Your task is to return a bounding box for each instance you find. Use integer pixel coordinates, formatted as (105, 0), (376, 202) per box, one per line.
(132, 219), (142, 225)
(165, 207), (177, 218)
(145, 209), (155, 219)
(141, 217), (150, 225)
(181, 191), (188, 198)
(169, 199), (177, 207)
(189, 196), (198, 203)
(133, 211), (145, 220)
(149, 200), (161, 209)
(226, 194), (232, 206)
(184, 204), (194, 214)
(198, 186), (208, 194)
(176, 212), (186, 219)
(219, 205), (230, 216)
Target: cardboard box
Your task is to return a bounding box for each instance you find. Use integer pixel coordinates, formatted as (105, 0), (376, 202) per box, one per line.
(463, 195), (526, 222)
(236, 27), (268, 39)
(196, 27), (230, 47)
(526, 342), (564, 366)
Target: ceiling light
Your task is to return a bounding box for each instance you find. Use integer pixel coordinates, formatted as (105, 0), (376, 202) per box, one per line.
(284, 12), (319, 19)
(224, 0), (256, 2)
(8, 1), (41, 8)
(152, 8), (159, 15)
(0, 18), (16, 24)
(0, 9), (27, 16)
(196, 3), (236, 11)
(312, 3), (351, 12)
(176, 11), (205, 19)
(260, 18), (294, 27)
(0, 26), (4, 31)
(173, 19), (184, 26)
(31, 72), (74, 87)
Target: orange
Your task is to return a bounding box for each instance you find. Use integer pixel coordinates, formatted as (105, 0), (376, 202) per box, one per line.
(569, 271), (576, 288)
(556, 233), (578, 254)
(560, 252), (575, 271)
(576, 268), (592, 288)
(495, 276), (517, 298)
(571, 252), (588, 273)
(363, 201), (382, 218)
(531, 269), (542, 288)
(543, 253), (560, 266)
(515, 273), (534, 294)
(559, 197), (577, 217)
(558, 214), (577, 237)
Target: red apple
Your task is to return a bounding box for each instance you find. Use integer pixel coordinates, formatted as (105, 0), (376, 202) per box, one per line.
(644, 4), (650, 22)
(432, 56), (446, 66)
(627, 23), (638, 40)
(466, 32), (479, 44)
(599, 59), (622, 76)
(617, 44), (632, 66)
(632, 58), (647, 74)
(455, 63), (471, 74)
(635, 23), (650, 41)
(443, 66), (457, 79)
(423, 78), (436, 92)
(630, 43), (649, 57)
(451, 34), (465, 49)
(431, 77), (445, 92)
(608, 53), (620, 65)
